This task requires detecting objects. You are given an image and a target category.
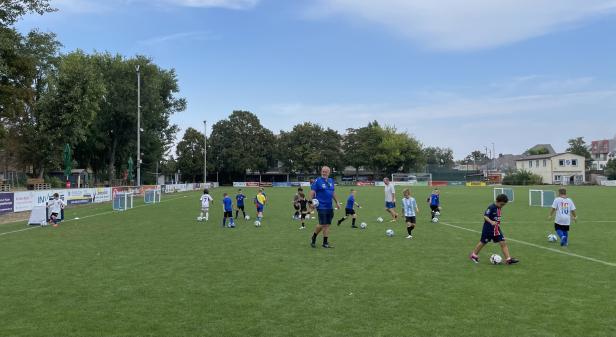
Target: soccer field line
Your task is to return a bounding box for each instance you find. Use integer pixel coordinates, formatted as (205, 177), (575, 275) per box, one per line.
(443, 220), (616, 224)
(0, 195), (190, 238)
(440, 221), (616, 268)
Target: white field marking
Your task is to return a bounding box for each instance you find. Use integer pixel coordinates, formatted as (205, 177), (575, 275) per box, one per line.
(0, 195), (188, 238)
(441, 221), (616, 268)
(442, 220), (616, 224)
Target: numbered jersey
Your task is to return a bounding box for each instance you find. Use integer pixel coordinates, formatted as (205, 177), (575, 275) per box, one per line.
(552, 197), (576, 226)
(200, 194), (213, 208)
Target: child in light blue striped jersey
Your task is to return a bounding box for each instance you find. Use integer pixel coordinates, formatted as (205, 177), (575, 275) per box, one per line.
(402, 188), (419, 239)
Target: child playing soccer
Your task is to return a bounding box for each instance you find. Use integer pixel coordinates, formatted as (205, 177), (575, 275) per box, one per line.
(222, 193), (235, 228)
(337, 189), (361, 228)
(292, 188), (303, 220)
(199, 189), (213, 221)
(297, 191), (309, 230)
(469, 194), (519, 264)
(47, 193), (66, 227)
(402, 188), (419, 239)
(549, 188), (577, 247)
(235, 189), (247, 219)
(254, 189), (266, 225)
(427, 188), (441, 221)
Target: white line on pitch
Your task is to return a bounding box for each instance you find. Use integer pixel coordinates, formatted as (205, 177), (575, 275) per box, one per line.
(442, 220), (616, 224)
(0, 195), (189, 238)
(441, 221), (616, 268)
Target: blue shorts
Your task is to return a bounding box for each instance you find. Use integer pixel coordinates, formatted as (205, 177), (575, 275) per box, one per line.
(256, 205), (264, 213)
(317, 209), (334, 225)
(385, 202), (396, 209)
(480, 223), (504, 243)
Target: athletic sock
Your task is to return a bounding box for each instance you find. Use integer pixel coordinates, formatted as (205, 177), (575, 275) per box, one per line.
(301, 221), (305, 227)
(200, 212), (204, 218)
(235, 210), (239, 218)
(222, 218), (226, 227)
(337, 217), (345, 225)
(312, 233), (317, 244)
(205, 212), (209, 221)
(323, 236), (328, 245)
(407, 227), (413, 235)
(352, 218), (356, 226)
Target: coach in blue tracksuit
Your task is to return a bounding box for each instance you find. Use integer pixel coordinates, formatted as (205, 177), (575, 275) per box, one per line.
(310, 166), (340, 248)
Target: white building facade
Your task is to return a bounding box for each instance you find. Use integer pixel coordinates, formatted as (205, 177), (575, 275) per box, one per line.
(515, 153), (586, 185)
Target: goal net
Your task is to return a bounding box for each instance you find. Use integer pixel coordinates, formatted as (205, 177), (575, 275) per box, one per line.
(493, 187), (514, 202)
(144, 189), (161, 204)
(391, 173), (432, 186)
(529, 190), (556, 207)
(113, 192), (134, 211)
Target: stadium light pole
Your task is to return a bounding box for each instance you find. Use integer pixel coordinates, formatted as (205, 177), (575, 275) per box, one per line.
(492, 142), (496, 171)
(136, 65), (141, 187)
(203, 120), (207, 185)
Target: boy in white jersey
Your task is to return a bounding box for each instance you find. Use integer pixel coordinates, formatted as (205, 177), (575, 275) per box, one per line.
(402, 188), (419, 239)
(549, 188), (577, 247)
(199, 189), (214, 221)
(47, 193), (66, 227)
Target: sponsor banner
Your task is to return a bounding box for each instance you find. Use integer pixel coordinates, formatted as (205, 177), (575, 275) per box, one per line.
(374, 182), (385, 187)
(299, 182), (311, 187)
(13, 187), (113, 212)
(356, 181), (375, 186)
(600, 180), (616, 187)
(260, 182), (273, 187)
(13, 191), (34, 212)
(448, 181), (465, 186)
(233, 182), (247, 187)
(273, 182), (292, 187)
(246, 182), (260, 187)
(466, 182), (487, 187)
(0, 192), (14, 215)
(393, 181), (417, 186)
(431, 181), (449, 187)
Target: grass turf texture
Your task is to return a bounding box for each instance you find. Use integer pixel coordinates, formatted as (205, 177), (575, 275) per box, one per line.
(1, 186), (615, 337)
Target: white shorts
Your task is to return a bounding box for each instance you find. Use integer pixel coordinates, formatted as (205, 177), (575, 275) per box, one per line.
(201, 207), (209, 212)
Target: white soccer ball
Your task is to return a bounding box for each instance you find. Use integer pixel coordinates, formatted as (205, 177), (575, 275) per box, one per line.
(547, 233), (558, 242)
(386, 229), (394, 237)
(490, 254), (503, 265)
(197, 217), (203, 222)
(432, 217), (439, 223)
(434, 211), (441, 216)
(377, 217), (384, 223)
(360, 222), (367, 229)
(312, 199), (319, 208)
(306, 214), (311, 220)
(254, 220), (261, 227)
(245, 215), (250, 220)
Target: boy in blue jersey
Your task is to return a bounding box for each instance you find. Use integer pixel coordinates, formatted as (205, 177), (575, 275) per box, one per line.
(310, 166), (340, 248)
(336, 189), (361, 228)
(469, 194), (519, 264)
(402, 188), (419, 239)
(427, 188), (441, 220)
(235, 189), (246, 219)
(222, 193), (235, 228)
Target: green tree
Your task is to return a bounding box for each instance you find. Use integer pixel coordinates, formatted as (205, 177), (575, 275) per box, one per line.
(464, 150), (490, 165)
(526, 147), (550, 155)
(342, 122), (385, 177)
(424, 146), (455, 167)
(278, 122), (343, 174)
(605, 158), (616, 180)
(209, 111), (275, 182)
(371, 127), (424, 175)
(566, 137), (592, 169)
(0, 0), (55, 27)
(176, 127), (205, 182)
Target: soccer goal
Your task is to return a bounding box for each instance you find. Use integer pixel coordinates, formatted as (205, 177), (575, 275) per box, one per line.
(529, 189), (556, 207)
(493, 187), (514, 202)
(144, 189), (161, 204)
(113, 192), (134, 211)
(391, 173), (432, 186)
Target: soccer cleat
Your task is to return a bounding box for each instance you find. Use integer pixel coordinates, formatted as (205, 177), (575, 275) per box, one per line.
(406, 235), (413, 239)
(506, 258), (519, 265)
(310, 242), (316, 248)
(470, 254), (479, 263)
(322, 243), (334, 248)
(299, 226), (306, 230)
(351, 225), (358, 229)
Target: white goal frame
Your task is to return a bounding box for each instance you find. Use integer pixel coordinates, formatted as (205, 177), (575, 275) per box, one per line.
(113, 192), (134, 211)
(391, 173), (432, 186)
(529, 189), (556, 208)
(493, 187), (514, 202)
(144, 189), (161, 204)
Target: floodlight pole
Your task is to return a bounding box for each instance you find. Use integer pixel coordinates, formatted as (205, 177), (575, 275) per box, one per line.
(203, 120), (207, 185)
(136, 65), (141, 187)
(492, 142), (496, 171)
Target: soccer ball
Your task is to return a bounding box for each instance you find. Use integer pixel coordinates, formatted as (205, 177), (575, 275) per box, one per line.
(360, 222), (367, 229)
(547, 233), (558, 242)
(377, 217), (384, 223)
(432, 217), (439, 223)
(197, 217), (203, 222)
(385, 229), (394, 237)
(490, 254), (503, 265)
(312, 199), (319, 208)
(254, 220), (261, 227)
(245, 215), (250, 220)
(434, 211), (441, 216)
(306, 214), (311, 220)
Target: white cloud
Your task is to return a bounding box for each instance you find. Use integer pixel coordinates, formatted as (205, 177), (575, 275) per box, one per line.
(138, 31), (219, 45)
(53, 0), (259, 12)
(157, 0), (258, 10)
(53, 0), (113, 13)
(311, 0), (616, 50)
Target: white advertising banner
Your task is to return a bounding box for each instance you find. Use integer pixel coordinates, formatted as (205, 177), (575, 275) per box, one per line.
(600, 180), (616, 187)
(233, 182), (247, 187)
(13, 187), (112, 213)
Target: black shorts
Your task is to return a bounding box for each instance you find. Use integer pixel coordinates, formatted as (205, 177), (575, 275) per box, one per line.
(405, 216), (416, 224)
(480, 223), (504, 243)
(294, 204), (300, 211)
(430, 205), (440, 212)
(300, 211), (308, 219)
(345, 208), (355, 216)
(224, 211), (233, 218)
(237, 205), (244, 211)
(555, 223), (570, 232)
(50, 212), (60, 224)
(317, 209), (334, 225)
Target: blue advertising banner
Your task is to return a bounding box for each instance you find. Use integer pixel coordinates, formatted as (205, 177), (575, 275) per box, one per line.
(0, 192), (14, 215)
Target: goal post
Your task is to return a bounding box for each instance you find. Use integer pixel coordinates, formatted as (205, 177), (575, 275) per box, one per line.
(144, 189), (161, 204)
(529, 189), (556, 207)
(493, 187), (514, 202)
(113, 192), (134, 211)
(391, 173), (432, 186)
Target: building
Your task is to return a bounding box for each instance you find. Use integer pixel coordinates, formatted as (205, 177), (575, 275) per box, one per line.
(590, 137), (616, 170)
(515, 153), (586, 185)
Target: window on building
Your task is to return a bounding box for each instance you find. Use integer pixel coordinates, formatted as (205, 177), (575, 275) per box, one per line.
(543, 159), (547, 167)
(559, 159), (565, 166)
(572, 159), (578, 166)
(554, 175), (561, 182)
(529, 161), (533, 168)
(535, 160), (539, 167)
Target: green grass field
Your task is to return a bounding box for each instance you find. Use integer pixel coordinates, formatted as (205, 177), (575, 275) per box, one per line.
(1, 185), (615, 337)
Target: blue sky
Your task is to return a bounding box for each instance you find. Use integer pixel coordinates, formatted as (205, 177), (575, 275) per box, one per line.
(17, 0), (616, 159)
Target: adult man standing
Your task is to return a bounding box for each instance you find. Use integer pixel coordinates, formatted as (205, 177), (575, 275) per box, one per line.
(310, 166), (340, 248)
(384, 177), (398, 222)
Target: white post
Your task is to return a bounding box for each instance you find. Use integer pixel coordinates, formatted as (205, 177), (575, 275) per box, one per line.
(136, 65), (141, 187)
